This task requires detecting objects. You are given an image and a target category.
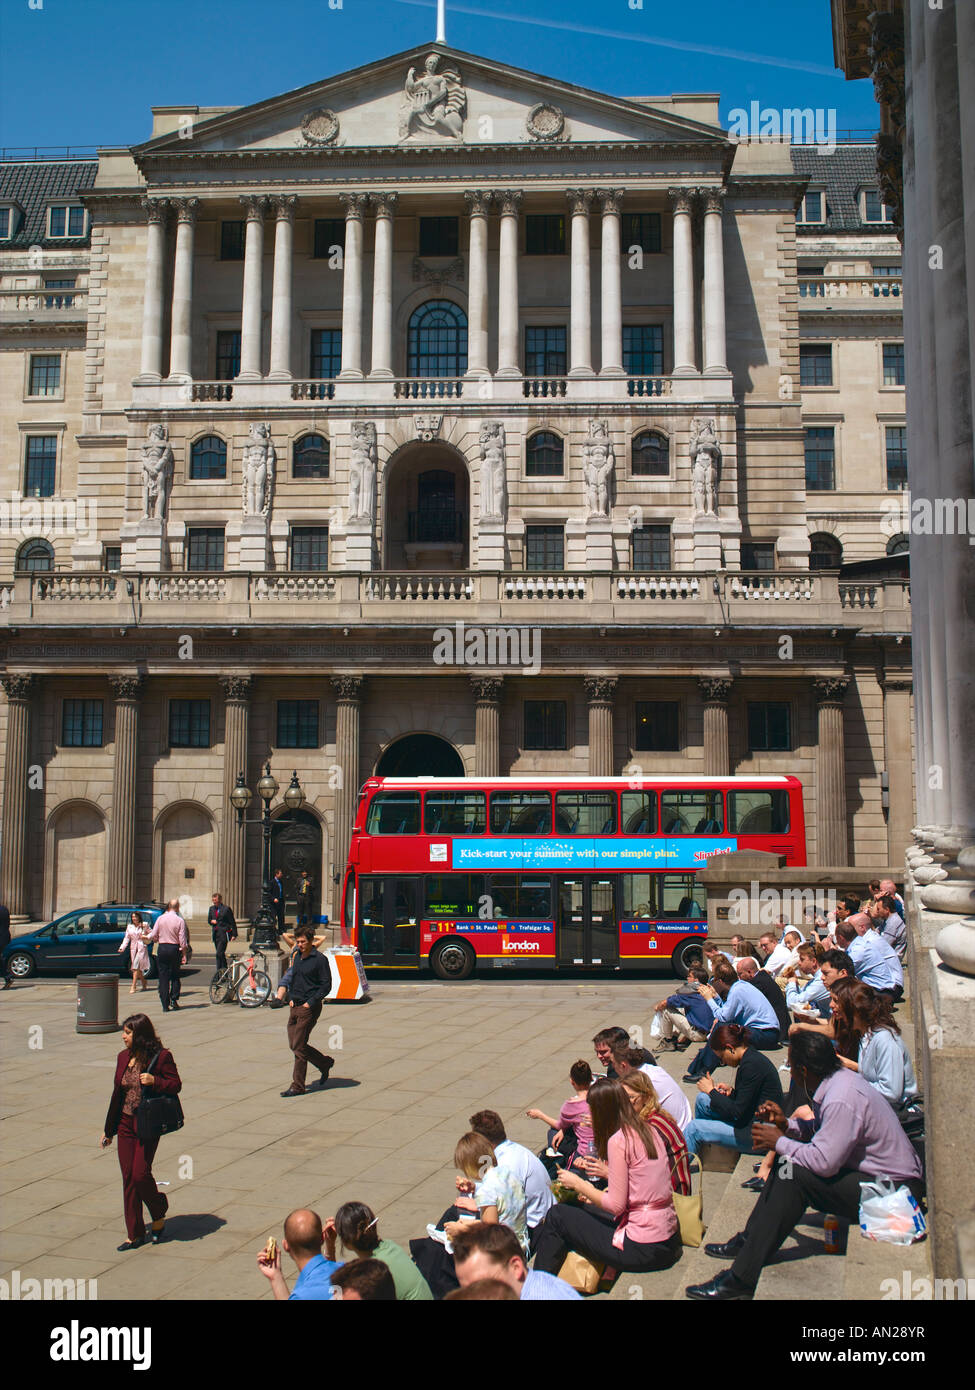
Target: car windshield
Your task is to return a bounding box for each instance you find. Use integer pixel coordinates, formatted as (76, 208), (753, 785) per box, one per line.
(32, 924), (55, 938)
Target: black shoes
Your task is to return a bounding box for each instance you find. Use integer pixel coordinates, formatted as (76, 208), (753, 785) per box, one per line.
(686, 1269), (755, 1301)
(682, 1074), (700, 1084)
(117, 1236), (146, 1251)
(281, 1086), (305, 1098)
(268, 998), (286, 1009)
(741, 1177), (766, 1193)
(317, 1057), (335, 1087)
(704, 1231), (747, 1259)
(170, 1001), (181, 1010)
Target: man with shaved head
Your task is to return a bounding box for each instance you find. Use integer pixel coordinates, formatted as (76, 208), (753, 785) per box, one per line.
(256, 1207), (343, 1300)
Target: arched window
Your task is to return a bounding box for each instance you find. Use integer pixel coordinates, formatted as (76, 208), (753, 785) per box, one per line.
(189, 435), (227, 480)
(526, 431), (564, 477)
(631, 430), (669, 477)
(407, 299), (468, 378)
(292, 434), (330, 480)
(886, 533), (909, 556)
(16, 539), (54, 572)
(809, 534), (842, 570)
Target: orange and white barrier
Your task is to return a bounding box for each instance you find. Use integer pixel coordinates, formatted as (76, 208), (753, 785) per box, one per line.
(323, 947), (370, 1002)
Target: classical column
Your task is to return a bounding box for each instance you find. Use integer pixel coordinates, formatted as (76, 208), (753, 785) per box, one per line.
(567, 189), (594, 377)
(138, 199), (168, 382)
(331, 676), (363, 888)
(167, 197), (199, 380)
(268, 196), (296, 382)
(496, 190), (523, 379)
(0, 675), (34, 919)
(597, 188), (625, 377)
(698, 678), (732, 777)
(814, 677), (850, 866)
(471, 676), (503, 777)
(219, 675), (252, 920)
(106, 676), (143, 904)
(881, 675), (915, 869)
(238, 196), (267, 381)
(702, 188), (728, 374)
(668, 187), (697, 375)
(465, 190), (491, 377)
(369, 193), (398, 379)
(585, 677), (617, 776)
(338, 194), (368, 379)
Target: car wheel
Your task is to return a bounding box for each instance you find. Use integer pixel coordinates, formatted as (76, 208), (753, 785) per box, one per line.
(430, 938), (475, 981)
(671, 939), (704, 979)
(7, 951), (36, 980)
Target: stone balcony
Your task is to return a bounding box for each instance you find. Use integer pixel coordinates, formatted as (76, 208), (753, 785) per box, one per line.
(0, 570), (911, 631)
(798, 273), (902, 310)
(0, 286), (88, 324)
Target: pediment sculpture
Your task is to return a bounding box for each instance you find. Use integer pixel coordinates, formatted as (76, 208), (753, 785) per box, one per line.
(400, 54), (466, 141)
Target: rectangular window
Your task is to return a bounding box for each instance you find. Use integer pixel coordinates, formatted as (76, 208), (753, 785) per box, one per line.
(632, 525), (671, 572)
(555, 791), (617, 835)
(658, 875), (706, 918)
(524, 326), (567, 378)
(215, 330), (241, 380)
(883, 343), (905, 386)
(487, 875), (552, 918)
(797, 191), (824, 224)
(220, 221), (245, 260)
(310, 328), (342, 380)
(276, 700), (319, 749)
(861, 189), (891, 223)
(525, 525), (564, 571)
(290, 527), (329, 571)
(885, 425), (908, 491)
(747, 702), (792, 752)
(186, 528), (225, 572)
(313, 218), (345, 258)
(169, 699), (211, 748)
(24, 436), (57, 497)
(48, 205), (86, 238)
(28, 354), (61, 396)
(526, 214), (566, 255)
(804, 426), (835, 491)
(661, 790), (724, 834)
(62, 699), (103, 747)
(68, 206), (85, 236)
(524, 700), (567, 752)
(873, 264), (901, 298)
(623, 212), (661, 254)
(623, 324), (664, 377)
(621, 874), (658, 918)
(0, 208), (10, 238)
(44, 278), (76, 308)
(423, 874), (485, 918)
(366, 791), (421, 835)
(634, 701), (680, 752)
(489, 790), (553, 834)
(741, 542), (776, 571)
(104, 547), (122, 572)
(418, 216), (459, 256)
(727, 789), (791, 834)
(424, 791), (487, 835)
(620, 791), (658, 834)
(799, 344), (832, 387)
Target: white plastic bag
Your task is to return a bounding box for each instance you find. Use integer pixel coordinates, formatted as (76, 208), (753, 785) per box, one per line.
(858, 1179), (926, 1245)
(650, 1013), (664, 1039)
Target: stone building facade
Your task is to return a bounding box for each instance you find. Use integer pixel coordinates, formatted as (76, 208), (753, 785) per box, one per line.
(0, 43), (912, 923)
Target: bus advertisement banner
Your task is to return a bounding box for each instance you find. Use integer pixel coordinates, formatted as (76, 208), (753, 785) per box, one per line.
(449, 836), (738, 871)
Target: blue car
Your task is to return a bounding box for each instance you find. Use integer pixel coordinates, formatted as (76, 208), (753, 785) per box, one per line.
(3, 903), (165, 980)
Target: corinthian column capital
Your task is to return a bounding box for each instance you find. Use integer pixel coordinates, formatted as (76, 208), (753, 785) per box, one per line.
(465, 189), (492, 217)
(668, 186), (696, 215)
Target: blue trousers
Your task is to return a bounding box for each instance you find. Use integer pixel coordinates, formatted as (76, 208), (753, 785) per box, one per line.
(682, 1092), (755, 1156)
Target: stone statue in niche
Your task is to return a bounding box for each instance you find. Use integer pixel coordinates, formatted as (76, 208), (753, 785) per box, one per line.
(690, 417), (721, 516)
(583, 419), (615, 518)
(241, 422), (275, 518)
(141, 423), (174, 520)
(349, 422), (377, 522)
(479, 421), (507, 521)
(401, 54), (466, 140)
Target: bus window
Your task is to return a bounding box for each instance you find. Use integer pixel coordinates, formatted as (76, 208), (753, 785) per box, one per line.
(424, 874), (485, 917)
(658, 875), (706, 919)
(488, 875), (552, 918)
(660, 790), (724, 834)
(728, 789), (790, 834)
(555, 791), (617, 834)
(489, 791), (552, 835)
(358, 876), (385, 954)
(424, 791), (487, 835)
(365, 792), (421, 835)
(620, 874), (658, 918)
(620, 792), (657, 835)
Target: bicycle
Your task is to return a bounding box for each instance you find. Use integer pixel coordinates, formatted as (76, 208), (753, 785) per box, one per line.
(209, 949), (272, 1008)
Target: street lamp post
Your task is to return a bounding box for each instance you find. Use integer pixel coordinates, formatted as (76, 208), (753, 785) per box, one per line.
(231, 762), (306, 950)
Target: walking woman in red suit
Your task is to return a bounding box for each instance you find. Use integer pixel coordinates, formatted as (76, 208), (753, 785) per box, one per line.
(101, 1014), (181, 1250)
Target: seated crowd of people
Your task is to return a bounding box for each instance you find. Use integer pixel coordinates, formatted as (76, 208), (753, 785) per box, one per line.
(254, 879), (921, 1301)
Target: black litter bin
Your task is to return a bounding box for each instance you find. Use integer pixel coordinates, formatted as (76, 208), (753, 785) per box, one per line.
(77, 973), (120, 1034)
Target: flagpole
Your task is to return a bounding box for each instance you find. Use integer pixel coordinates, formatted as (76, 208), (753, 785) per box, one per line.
(436, 0), (446, 44)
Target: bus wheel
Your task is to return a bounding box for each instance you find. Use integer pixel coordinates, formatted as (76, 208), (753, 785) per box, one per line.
(431, 939), (475, 981)
(671, 939), (705, 979)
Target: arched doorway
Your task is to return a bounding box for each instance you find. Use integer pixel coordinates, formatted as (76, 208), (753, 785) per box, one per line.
(157, 803), (214, 923)
(50, 803), (107, 914)
(383, 441), (470, 570)
(376, 733), (465, 777)
(270, 809), (324, 921)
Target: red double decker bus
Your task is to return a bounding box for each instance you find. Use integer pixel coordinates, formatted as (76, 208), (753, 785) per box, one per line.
(341, 775), (805, 980)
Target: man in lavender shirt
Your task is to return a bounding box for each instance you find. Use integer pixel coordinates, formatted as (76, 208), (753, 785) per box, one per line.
(148, 899), (188, 1012)
(686, 1030), (923, 1300)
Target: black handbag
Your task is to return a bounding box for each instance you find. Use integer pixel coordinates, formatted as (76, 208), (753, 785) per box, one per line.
(136, 1052), (184, 1142)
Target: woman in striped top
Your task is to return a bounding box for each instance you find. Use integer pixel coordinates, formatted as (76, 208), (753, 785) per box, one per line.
(620, 1070), (692, 1195)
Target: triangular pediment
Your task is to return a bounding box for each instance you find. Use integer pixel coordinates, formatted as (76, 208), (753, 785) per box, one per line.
(135, 44), (728, 159)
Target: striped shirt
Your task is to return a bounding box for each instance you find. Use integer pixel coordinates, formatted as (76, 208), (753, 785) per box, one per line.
(644, 1108), (693, 1196)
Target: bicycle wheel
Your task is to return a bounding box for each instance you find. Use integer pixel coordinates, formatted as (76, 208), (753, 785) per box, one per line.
(238, 970), (272, 1008)
(209, 969), (233, 1004)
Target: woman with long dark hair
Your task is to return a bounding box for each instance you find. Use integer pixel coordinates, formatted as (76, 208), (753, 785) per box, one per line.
(532, 1078), (681, 1278)
(101, 1013), (181, 1250)
(833, 981), (918, 1104)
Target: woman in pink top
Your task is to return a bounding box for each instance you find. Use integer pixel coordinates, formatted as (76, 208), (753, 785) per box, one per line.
(532, 1079), (681, 1279)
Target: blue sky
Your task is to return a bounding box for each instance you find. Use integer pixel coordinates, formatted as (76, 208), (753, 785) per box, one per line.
(0, 0), (880, 150)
